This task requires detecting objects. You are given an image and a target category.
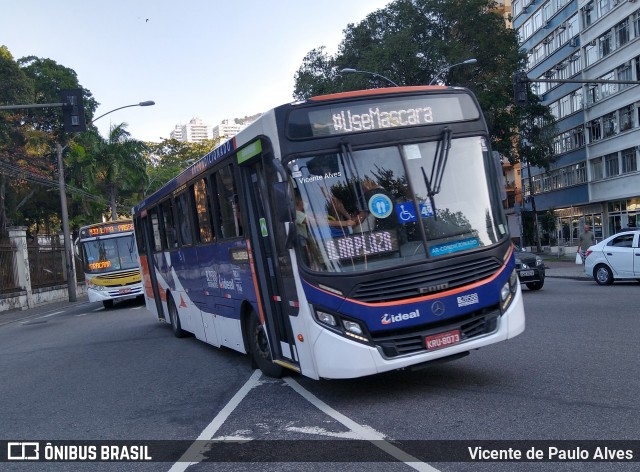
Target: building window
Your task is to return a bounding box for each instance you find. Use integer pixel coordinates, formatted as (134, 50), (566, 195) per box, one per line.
(588, 119), (602, 142)
(615, 19), (629, 47)
(590, 157), (603, 181)
(605, 152), (619, 178)
(572, 126), (585, 148)
(620, 105), (634, 132)
(598, 0), (611, 16)
(583, 2), (594, 27)
(603, 112), (617, 138)
(575, 162), (587, 183)
(585, 41), (598, 66)
(599, 31), (612, 58)
(586, 84), (599, 106)
(621, 148), (637, 174)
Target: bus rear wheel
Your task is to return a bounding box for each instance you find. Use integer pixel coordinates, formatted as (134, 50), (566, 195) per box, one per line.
(248, 312), (284, 378)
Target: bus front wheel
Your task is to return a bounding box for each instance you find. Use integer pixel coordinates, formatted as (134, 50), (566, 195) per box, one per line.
(103, 300), (114, 309)
(168, 297), (185, 338)
(248, 312), (284, 378)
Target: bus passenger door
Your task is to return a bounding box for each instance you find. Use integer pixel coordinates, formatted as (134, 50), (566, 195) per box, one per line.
(241, 157), (299, 371)
(139, 213), (165, 320)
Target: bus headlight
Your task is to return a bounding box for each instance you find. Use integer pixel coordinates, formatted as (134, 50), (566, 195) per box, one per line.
(500, 269), (518, 311)
(316, 310), (337, 327)
(312, 306), (371, 344)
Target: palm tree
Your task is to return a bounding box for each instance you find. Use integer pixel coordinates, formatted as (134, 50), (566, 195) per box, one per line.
(94, 123), (148, 220)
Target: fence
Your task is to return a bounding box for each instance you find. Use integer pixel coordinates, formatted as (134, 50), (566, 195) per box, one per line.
(0, 241), (20, 294)
(0, 227), (86, 313)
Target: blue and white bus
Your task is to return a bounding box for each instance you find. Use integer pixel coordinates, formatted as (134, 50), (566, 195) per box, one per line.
(132, 85), (524, 379)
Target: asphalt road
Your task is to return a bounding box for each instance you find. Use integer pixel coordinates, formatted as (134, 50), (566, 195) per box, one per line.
(0, 278), (638, 471)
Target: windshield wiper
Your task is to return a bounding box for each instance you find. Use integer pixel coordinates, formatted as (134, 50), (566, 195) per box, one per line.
(421, 127), (452, 221)
(339, 143), (366, 214)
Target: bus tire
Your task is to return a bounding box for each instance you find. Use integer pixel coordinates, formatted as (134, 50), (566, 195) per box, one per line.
(103, 300), (114, 309)
(248, 312), (285, 378)
(168, 297), (185, 338)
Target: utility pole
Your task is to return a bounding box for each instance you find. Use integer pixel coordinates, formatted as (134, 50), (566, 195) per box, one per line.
(57, 143), (77, 302)
(525, 159), (541, 252)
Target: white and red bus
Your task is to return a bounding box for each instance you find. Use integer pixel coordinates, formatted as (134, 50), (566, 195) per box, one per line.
(76, 219), (144, 309)
(132, 85), (525, 379)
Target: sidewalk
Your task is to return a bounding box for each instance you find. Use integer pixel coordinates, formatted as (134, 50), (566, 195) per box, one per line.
(539, 255), (591, 281)
(0, 294), (90, 327)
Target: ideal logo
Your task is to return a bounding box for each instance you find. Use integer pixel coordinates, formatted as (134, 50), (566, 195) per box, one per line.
(219, 276), (235, 291)
(381, 309), (420, 325)
(457, 293), (479, 307)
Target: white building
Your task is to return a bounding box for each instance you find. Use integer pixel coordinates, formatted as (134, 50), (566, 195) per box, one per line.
(212, 119), (244, 140)
(169, 117), (213, 143)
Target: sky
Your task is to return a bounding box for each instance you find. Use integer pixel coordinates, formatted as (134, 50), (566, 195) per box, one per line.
(3, 0), (392, 142)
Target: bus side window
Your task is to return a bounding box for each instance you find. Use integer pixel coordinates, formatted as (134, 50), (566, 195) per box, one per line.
(216, 165), (243, 239)
(191, 178), (215, 244)
(161, 199), (178, 249)
(175, 191), (194, 247)
(134, 217), (146, 254)
(149, 208), (163, 252)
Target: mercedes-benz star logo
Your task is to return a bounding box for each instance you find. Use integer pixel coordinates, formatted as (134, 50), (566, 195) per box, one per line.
(431, 301), (445, 317)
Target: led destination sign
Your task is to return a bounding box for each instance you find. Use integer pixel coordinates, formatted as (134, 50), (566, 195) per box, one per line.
(80, 222), (134, 239)
(324, 230), (398, 261)
(288, 94), (479, 138)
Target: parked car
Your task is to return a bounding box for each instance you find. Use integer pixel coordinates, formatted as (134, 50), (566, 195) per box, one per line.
(584, 229), (640, 285)
(514, 246), (545, 290)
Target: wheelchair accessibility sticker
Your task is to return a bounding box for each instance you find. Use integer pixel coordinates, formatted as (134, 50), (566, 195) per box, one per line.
(395, 201), (434, 224)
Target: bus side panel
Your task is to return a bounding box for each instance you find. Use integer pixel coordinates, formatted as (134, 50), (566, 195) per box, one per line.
(168, 241), (258, 354)
(171, 247), (207, 341)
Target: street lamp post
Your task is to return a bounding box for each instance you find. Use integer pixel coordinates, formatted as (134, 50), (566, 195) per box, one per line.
(340, 68), (399, 87)
(91, 101), (155, 123)
(58, 99), (154, 302)
(428, 58), (477, 85)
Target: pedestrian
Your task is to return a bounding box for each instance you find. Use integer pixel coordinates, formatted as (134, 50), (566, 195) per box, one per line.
(577, 224), (594, 265)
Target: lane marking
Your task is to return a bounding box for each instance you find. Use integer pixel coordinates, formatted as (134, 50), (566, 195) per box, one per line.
(34, 311), (64, 320)
(168, 370), (439, 471)
(284, 376), (440, 472)
(167, 369), (263, 472)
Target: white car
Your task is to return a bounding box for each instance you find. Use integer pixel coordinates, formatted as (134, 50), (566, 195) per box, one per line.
(584, 229), (640, 285)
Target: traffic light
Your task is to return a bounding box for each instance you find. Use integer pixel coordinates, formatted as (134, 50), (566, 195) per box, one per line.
(513, 72), (529, 106)
(60, 89), (87, 132)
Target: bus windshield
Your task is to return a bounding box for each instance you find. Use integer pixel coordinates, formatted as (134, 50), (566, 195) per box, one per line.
(80, 234), (139, 274)
(288, 136), (507, 273)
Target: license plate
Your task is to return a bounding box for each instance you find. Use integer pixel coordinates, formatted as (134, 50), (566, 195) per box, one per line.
(425, 329), (461, 350)
(519, 270), (535, 277)
(118, 288), (132, 294)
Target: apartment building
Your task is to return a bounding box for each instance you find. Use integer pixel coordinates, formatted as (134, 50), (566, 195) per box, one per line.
(212, 119), (244, 140)
(169, 117), (213, 143)
(512, 0), (640, 245)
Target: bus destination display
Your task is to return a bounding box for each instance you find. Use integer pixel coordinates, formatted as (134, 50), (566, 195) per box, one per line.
(287, 94), (479, 138)
(80, 222), (134, 238)
(324, 230), (398, 262)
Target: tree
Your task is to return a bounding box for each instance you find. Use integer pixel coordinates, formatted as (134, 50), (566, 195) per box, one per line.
(144, 138), (220, 196)
(0, 46), (34, 236)
(93, 123), (148, 221)
(293, 0), (556, 167)
(1, 49), (99, 238)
